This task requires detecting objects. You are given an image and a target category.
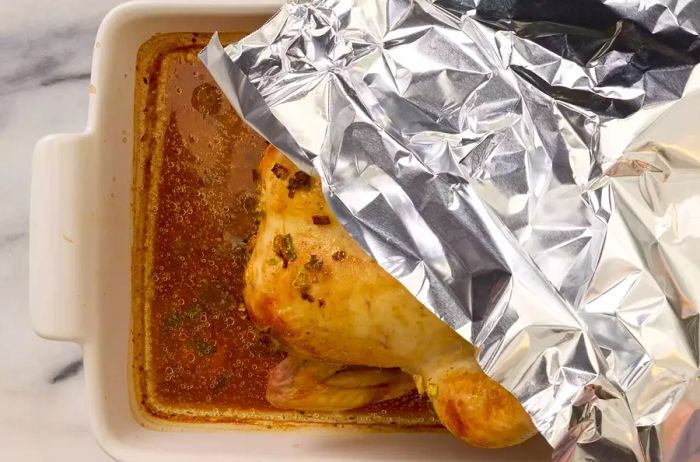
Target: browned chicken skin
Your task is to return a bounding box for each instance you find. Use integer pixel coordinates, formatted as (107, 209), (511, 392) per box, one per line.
(244, 146), (537, 448)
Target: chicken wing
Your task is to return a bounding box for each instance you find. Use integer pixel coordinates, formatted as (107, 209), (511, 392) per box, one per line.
(266, 356), (415, 412)
(244, 146), (536, 448)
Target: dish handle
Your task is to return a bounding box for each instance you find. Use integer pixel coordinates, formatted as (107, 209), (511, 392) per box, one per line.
(30, 133), (94, 342)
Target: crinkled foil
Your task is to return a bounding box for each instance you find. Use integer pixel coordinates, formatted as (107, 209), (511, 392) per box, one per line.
(200, 1), (700, 460)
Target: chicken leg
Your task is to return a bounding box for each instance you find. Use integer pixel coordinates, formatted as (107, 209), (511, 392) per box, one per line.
(244, 146), (536, 448)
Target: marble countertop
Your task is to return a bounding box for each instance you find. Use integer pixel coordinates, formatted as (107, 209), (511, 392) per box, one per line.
(1, 1), (125, 459)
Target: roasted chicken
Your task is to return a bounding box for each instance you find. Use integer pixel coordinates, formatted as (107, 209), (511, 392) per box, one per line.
(244, 146), (536, 448)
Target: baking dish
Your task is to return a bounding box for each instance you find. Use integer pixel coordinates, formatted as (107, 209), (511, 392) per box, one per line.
(29, 1), (551, 460)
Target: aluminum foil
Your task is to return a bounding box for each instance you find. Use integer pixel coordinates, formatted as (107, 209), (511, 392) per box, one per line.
(200, 1), (700, 460)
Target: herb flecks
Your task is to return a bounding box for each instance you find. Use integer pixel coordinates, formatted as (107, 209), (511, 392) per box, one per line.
(293, 271), (309, 292)
(293, 270), (316, 302)
(287, 171), (311, 198)
(332, 250), (346, 261)
(312, 215), (331, 225)
(318, 298), (326, 308)
(192, 339), (217, 356)
(273, 234), (296, 268)
(211, 371), (233, 394)
(304, 255), (323, 272)
(271, 163), (289, 180)
(184, 303), (204, 319)
(163, 303), (204, 328)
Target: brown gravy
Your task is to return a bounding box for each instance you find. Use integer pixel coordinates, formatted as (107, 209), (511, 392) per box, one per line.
(131, 32), (437, 427)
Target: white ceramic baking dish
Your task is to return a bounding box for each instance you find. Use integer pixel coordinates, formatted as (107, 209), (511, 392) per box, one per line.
(29, 1), (551, 460)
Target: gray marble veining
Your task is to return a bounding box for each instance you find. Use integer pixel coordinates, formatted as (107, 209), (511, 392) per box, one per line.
(0, 1), (124, 460)
(0, 24), (94, 96)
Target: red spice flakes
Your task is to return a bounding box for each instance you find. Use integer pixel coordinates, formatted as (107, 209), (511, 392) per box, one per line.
(271, 163), (289, 180)
(301, 292), (315, 302)
(287, 171), (311, 198)
(312, 215), (331, 225)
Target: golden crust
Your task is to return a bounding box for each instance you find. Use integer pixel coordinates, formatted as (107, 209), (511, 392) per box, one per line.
(244, 146), (537, 447)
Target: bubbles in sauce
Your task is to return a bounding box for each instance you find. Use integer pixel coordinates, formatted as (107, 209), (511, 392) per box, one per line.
(191, 83), (223, 115)
(133, 33), (436, 426)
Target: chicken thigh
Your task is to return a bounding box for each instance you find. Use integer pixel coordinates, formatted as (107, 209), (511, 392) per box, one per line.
(244, 146), (536, 448)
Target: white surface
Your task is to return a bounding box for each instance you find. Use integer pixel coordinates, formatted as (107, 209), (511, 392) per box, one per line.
(0, 0), (123, 460)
